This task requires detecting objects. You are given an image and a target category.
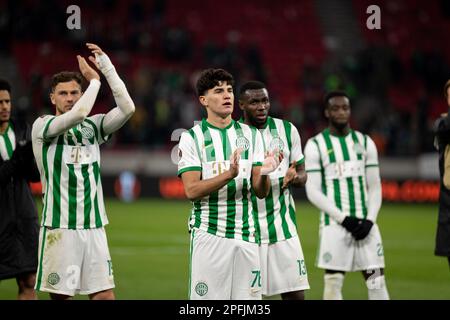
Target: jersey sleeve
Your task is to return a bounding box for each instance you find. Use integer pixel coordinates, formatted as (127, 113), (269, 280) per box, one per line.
(290, 124), (304, 165)
(252, 127), (264, 166)
(304, 139), (322, 172)
(177, 131), (202, 177)
(365, 135), (379, 168)
(32, 115), (56, 142)
(87, 114), (111, 145)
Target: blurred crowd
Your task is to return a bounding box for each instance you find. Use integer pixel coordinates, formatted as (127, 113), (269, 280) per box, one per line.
(1, 0), (449, 156)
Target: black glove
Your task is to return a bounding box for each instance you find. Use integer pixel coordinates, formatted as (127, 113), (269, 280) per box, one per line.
(341, 216), (362, 233)
(352, 219), (374, 240)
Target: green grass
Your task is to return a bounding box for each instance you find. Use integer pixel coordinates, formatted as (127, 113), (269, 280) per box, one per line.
(0, 199), (449, 300)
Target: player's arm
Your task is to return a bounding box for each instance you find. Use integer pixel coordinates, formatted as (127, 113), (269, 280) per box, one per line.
(365, 137), (382, 223)
(352, 136), (381, 240)
(282, 124), (307, 189)
(44, 57), (101, 138)
(304, 140), (361, 232)
(251, 129), (281, 198)
(181, 149), (241, 201)
(85, 43), (135, 136)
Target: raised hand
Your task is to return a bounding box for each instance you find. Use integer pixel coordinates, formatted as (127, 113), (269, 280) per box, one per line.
(261, 149), (283, 175)
(282, 161), (298, 189)
(77, 55), (100, 82)
(229, 148), (243, 178)
(86, 43), (114, 73)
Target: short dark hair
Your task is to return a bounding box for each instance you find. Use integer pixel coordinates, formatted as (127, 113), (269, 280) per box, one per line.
(239, 80), (266, 98)
(196, 68), (234, 96)
(51, 71), (83, 92)
(324, 90), (350, 108)
(444, 79), (450, 99)
(0, 79), (11, 93)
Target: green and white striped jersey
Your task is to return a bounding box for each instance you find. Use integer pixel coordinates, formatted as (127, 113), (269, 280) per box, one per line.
(304, 128), (379, 227)
(32, 114), (110, 229)
(243, 117), (305, 244)
(0, 122), (15, 160)
(178, 118), (264, 243)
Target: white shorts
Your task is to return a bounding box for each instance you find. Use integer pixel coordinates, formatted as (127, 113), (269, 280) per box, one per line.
(259, 235), (310, 296)
(316, 223), (385, 272)
(189, 228), (262, 300)
(35, 226), (115, 296)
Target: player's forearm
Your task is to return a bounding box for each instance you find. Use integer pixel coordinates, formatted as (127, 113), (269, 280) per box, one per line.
(46, 79), (100, 138)
(291, 170), (307, 187)
(305, 174), (346, 223)
(366, 167), (382, 222)
(184, 171), (234, 201)
(252, 171), (270, 198)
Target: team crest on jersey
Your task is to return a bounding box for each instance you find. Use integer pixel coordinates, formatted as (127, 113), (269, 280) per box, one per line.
(353, 143), (365, 155)
(236, 136), (250, 151)
(81, 127), (95, 139)
(195, 282), (208, 296)
(47, 272), (60, 286)
(269, 137), (284, 152)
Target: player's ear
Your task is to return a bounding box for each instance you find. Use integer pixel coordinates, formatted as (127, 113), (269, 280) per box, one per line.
(199, 95), (207, 107)
(324, 107), (329, 119)
(238, 99), (244, 111)
(50, 92), (56, 105)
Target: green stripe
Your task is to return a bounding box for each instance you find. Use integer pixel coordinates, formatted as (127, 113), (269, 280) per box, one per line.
(67, 130), (76, 146)
(265, 186), (277, 242)
(351, 131), (367, 217)
(225, 180), (236, 238)
(313, 138), (329, 225)
(338, 136), (356, 217)
(221, 127), (232, 161)
(323, 131), (341, 218)
(73, 126), (84, 146)
(296, 157), (305, 165)
(100, 116), (110, 142)
(51, 136), (64, 228)
(188, 129), (202, 162)
(2, 124), (13, 158)
(93, 162), (102, 228)
(350, 130), (362, 160)
(35, 227), (47, 290)
(67, 164), (77, 229)
(41, 143), (50, 225)
(84, 118), (99, 141)
(178, 166), (202, 177)
(201, 120), (215, 161)
(241, 179), (250, 241)
(322, 129), (336, 163)
(282, 120), (292, 151)
(279, 177), (292, 240)
(207, 191), (218, 234)
(288, 197), (297, 227)
(268, 117), (278, 138)
(306, 169), (322, 173)
(359, 176), (368, 218)
(43, 117), (56, 141)
(193, 201), (202, 228)
(251, 189), (261, 243)
(188, 229), (195, 299)
(82, 164), (92, 228)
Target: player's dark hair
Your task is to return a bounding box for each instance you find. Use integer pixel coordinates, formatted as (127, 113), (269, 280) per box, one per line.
(239, 81), (266, 98)
(444, 79), (450, 99)
(0, 79), (11, 93)
(51, 71), (83, 92)
(196, 68), (234, 96)
(324, 90), (350, 109)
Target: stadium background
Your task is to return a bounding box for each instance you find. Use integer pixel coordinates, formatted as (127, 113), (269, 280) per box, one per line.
(0, 0), (449, 299)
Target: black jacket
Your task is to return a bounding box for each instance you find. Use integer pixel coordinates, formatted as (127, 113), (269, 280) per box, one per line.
(0, 118), (40, 280)
(434, 113), (450, 257)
